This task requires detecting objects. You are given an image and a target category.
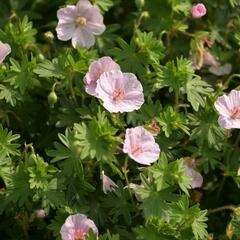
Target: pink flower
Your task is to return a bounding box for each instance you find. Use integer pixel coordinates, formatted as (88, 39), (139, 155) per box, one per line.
(123, 126), (160, 165)
(36, 209), (46, 219)
(0, 42), (11, 64)
(191, 3), (207, 19)
(184, 159), (203, 189)
(214, 90), (240, 129)
(56, 0), (106, 48)
(102, 171), (118, 194)
(60, 214), (98, 240)
(209, 63), (232, 76)
(84, 57), (120, 96)
(95, 70), (144, 113)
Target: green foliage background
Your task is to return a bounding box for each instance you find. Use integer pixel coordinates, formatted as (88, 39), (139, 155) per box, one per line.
(0, 0), (240, 239)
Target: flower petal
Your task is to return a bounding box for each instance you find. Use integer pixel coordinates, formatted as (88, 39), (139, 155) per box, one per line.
(56, 23), (75, 41)
(57, 5), (76, 24)
(71, 27), (95, 48)
(0, 42), (11, 64)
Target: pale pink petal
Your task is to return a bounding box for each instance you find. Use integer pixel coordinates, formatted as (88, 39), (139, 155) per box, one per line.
(96, 70), (144, 113)
(203, 51), (219, 66)
(84, 57), (120, 96)
(57, 6), (77, 24)
(229, 90), (240, 107)
(214, 95), (233, 117)
(0, 42), (11, 64)
(191, 3), (207, 19)
(85, 6), (106, 35)
(76, 0), (93, 12)
(215, 90), (240, 129)
(209, 63), (232, 76)
(123, 126), (160, 165)
(185, 165), (203, 189)
(218, 116), (240, 129)
(56, 23), (75, 41)
(102, 171), (118, 194)
(60, 214), (98, 240)
(71, 27), (95, 48)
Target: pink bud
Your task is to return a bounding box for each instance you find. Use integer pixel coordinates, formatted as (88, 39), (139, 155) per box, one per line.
(36, 209), (46, 219)
(191, 3), (207, 19)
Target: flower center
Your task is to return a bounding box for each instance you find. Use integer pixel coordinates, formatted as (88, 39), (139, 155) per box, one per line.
(74, 229), (86, 240)
(75, 16), (87, 26)
(131, 144), (142, 156)
(112, 89), (125, 101)
(197, 5), (204, 14)
(230, 107), (240, 119)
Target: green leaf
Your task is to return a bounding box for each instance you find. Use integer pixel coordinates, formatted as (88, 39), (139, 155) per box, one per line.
(0, 124), (20, 166)
(154, 57), (194, 92)
(108, 38), (148, 76)
(74, 110), (120, 162)
(186, 77), (214, 111)
(157, 106), (190, 137)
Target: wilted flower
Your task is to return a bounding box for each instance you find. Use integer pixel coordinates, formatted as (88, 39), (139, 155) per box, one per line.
(191, 3), (207, 19)
(123, 126), (160, 165)
(184, 159), (203, 189)
(202, 51), (219, 67)
(36, 209), (46, 219)
(102, 171), (118, 194)
(214, 90), (240, 129)
(84, 57), (120, 96)
(60, 214), (98, 240)
(209, 63), (232, 76)
(56, 0), (106, 48)
(95, 70), (144, 113)
(0, 41), (11, 64)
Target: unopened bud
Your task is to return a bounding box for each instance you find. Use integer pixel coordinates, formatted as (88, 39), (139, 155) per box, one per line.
(135, 0), (145, 9)
(36, 209), (46, 219)
(48, 91), (58, 108)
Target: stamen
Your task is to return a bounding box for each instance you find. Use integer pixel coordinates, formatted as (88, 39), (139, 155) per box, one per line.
(112, 89), (124, 101)
(131, 144), (142, 156)
(74, 229), (86, 240)
(75, 16), (87, 26)
(230, 107), (240, 119)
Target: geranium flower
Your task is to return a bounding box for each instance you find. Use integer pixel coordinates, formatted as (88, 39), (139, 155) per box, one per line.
(214, 90), (240, 129)
(84, 57), (120, 96)
(60, 214), (98, 240)
(191, 3), (207, 19)
(36, 209), (46, 219)
(0, 41), (11, 64)
(56, 0), (106, 48)
(95, 70), (144, 113)
(102, 171), (118, 194)
(184, 159), (203, 189)
(123, 126), (160, 165)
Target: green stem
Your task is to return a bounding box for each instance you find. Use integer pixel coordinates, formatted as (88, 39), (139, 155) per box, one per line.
(175, 91), (179, 112)
(123, 157), (134, 206)
(208, 205), (236, 214)
(223, 74), (240, 89)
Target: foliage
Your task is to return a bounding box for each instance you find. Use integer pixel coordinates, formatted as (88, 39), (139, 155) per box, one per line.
(0, 0), (239, 239)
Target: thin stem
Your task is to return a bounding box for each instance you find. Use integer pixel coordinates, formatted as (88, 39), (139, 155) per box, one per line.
(175, 91), (179, 112)
(208, 205), (236, 214)
(223, 74), (240, 89)
(122, 157), (134, 206)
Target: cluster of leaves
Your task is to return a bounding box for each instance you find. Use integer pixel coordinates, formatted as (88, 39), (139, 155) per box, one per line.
(0, 0), (240, 239)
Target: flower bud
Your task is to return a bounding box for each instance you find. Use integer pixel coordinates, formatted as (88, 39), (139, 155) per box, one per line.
(135, 0), (145, 9)
(191, 3), (207, 19)
(48, 91), (58, 108)
(36, 209), (46, 219)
